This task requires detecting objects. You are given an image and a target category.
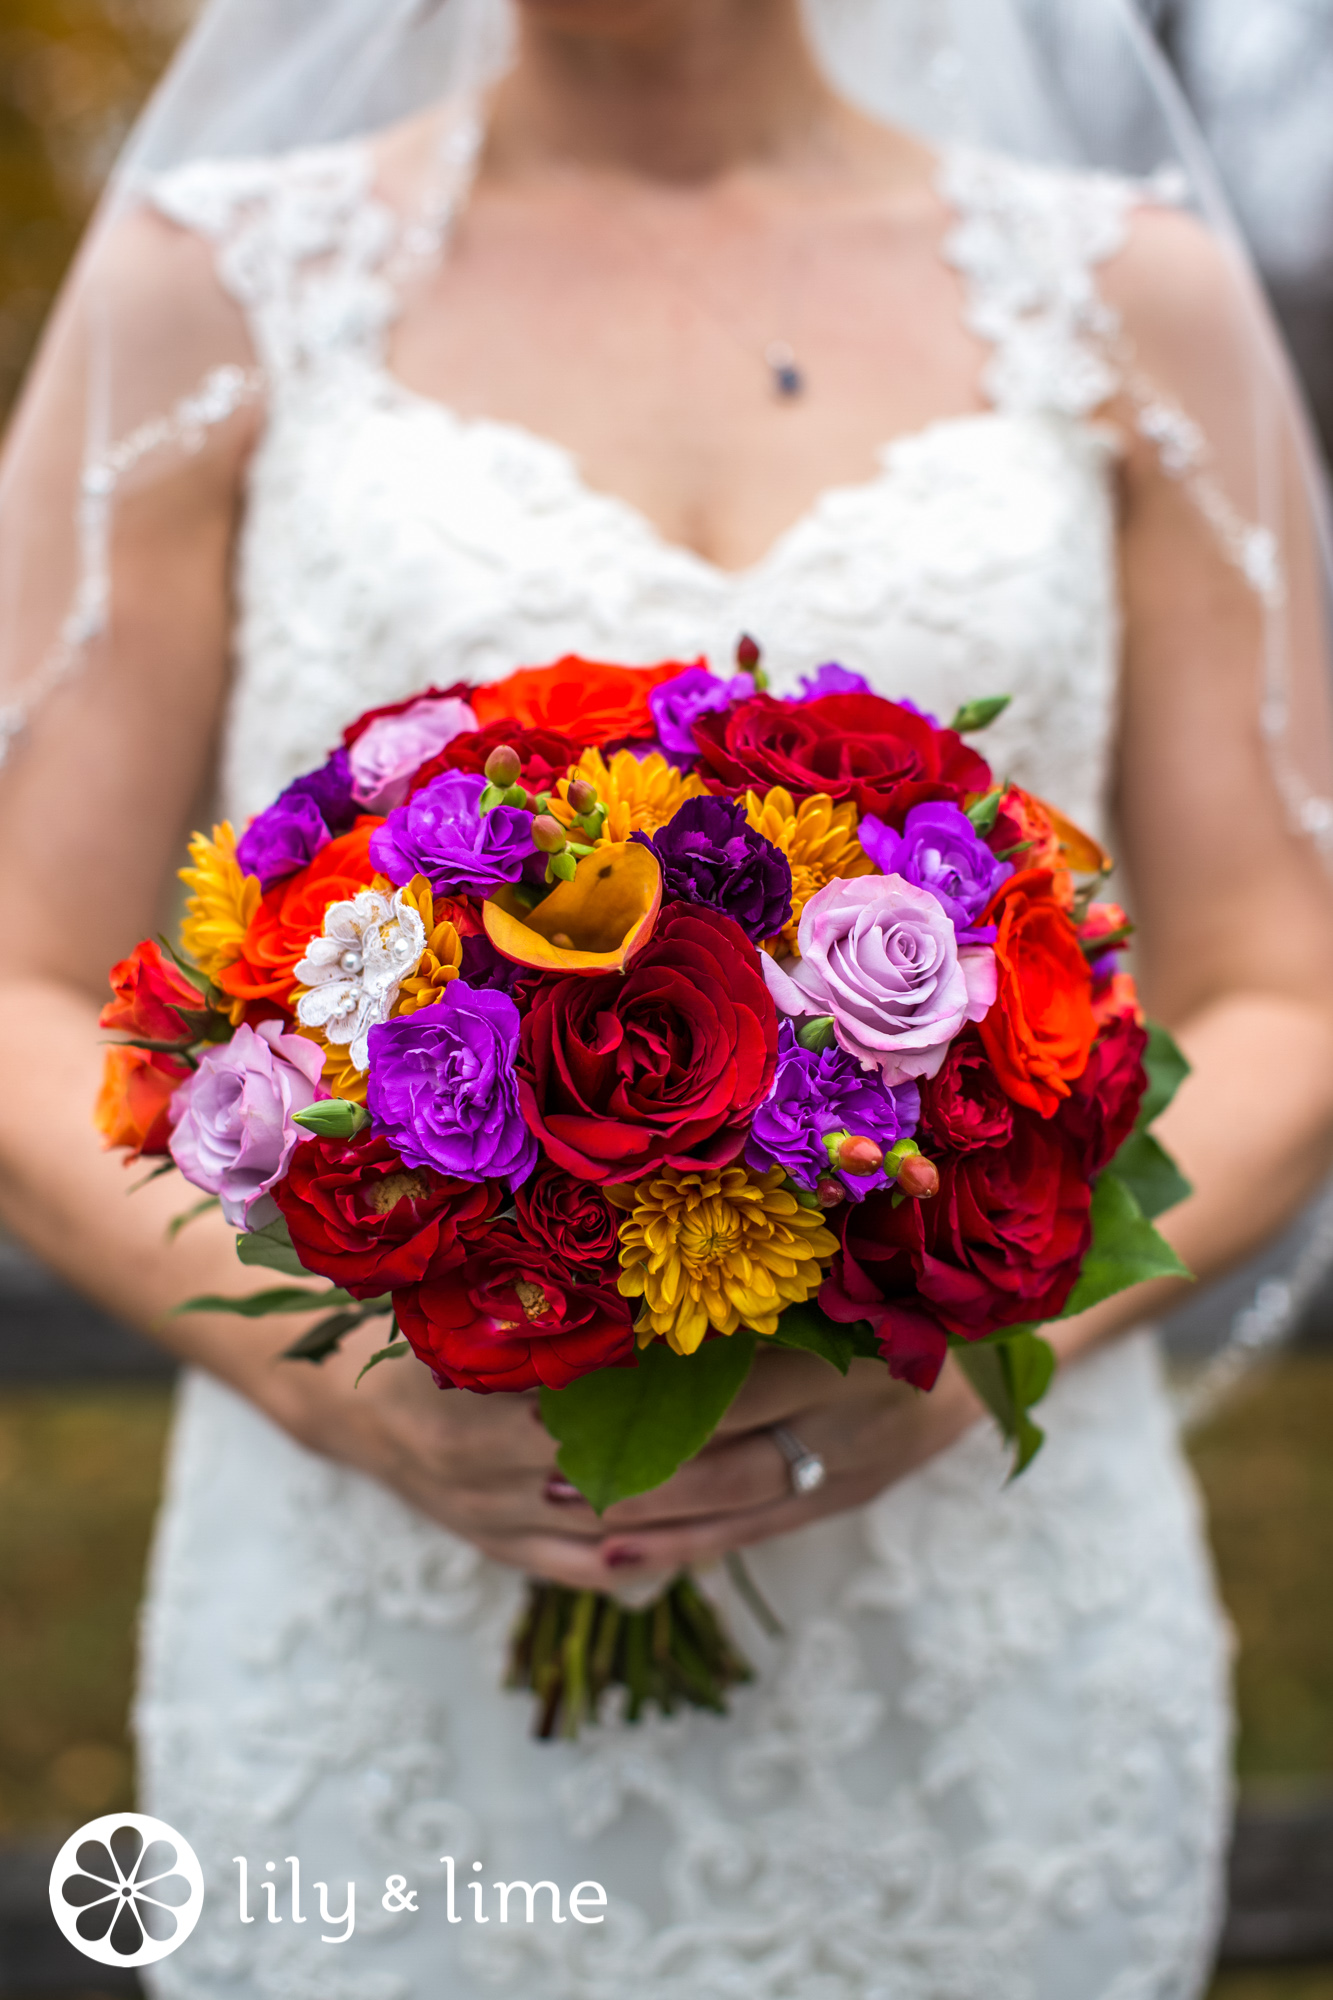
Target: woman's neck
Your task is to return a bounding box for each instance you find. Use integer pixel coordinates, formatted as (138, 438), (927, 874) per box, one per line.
(488, 0), (846, 184)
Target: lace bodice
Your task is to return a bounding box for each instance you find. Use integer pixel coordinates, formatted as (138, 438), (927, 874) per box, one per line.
(133, 136), (1231, 2000)
(147, 133), (1137, 835)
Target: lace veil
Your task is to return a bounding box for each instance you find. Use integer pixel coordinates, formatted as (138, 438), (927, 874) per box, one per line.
(2, 0), (1332, 1385)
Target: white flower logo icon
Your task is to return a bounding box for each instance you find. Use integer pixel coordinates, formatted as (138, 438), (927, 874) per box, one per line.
(49, 1813), (205, 1968)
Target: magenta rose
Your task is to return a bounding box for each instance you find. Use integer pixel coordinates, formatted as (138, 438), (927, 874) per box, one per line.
(348, 694), (479, 811)
(762, 876), (996, 1085)
(168, 1020), (326, 1228)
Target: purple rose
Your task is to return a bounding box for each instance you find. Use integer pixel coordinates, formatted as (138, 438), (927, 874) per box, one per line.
(366, 981), (537, 1187)
(168, 1020), (326, 1229)
(860, 802), (1012, 941)
(649, 666), (747, 759)
(369, 770), (539, 901)
(797, 662), (872, 702)
(747, 1022), (919, 1200)
(236, 750), (358, 890)
(761, 876), (997, 1085)
(634, 796), (792, 943)
(349, 695), (478, 812)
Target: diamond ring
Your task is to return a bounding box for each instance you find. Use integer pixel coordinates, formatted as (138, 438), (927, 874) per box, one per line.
(770, 1425), (827, 1497)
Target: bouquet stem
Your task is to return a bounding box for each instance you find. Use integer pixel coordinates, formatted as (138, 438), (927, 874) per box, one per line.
(507, 1574), (754, 1739)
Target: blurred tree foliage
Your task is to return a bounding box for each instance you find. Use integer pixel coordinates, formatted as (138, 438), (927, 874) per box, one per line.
(0, 0), (190, 419)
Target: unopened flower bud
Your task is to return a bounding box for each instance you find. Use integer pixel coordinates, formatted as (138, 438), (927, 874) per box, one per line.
(292, 1099), (370, 1140)
(796, 1015), (837, 1054)
(815, 1176), (845, 1209)
(548, 851), (579, 884)
(531, 814), (567, 855)
(484, 743), (522, 788)
(736, 633), (762, 673)
(837, 1135), (884, 1178)
(897, 1153), (940, 1200)
(566, 779), (598, 817)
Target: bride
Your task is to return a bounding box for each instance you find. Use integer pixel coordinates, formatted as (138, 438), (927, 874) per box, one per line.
(2, 0), (1333, 1993)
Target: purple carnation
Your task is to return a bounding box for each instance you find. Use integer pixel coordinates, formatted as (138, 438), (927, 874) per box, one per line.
(859, 801), (1012, 941)
(236, 750), (357, 890)
(796, 662), (872, 702)
(746, 1022), (920, 1201)
(634, 796), (792, 944)
(366, 982), (537, 1188)
(649, 666), (747, 759)
(369, 770), (540, 902)
(459, 932), (527, 994)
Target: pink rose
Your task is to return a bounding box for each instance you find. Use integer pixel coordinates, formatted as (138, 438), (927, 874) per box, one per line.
(168, 1021), (327, 1229)
(762, 875), (996, 1085)
(348, 695), (479, 812)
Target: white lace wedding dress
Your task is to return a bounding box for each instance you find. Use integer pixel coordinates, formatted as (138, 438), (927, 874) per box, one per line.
(134, 138), (1233, 2000)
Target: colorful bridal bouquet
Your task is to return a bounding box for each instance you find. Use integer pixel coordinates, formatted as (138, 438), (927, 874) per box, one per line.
(97, 645), (1190, 1734)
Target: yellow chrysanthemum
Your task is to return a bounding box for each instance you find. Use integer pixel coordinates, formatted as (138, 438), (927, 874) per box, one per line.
(179, 822), (261, 1023)
(744, 788), (875, 953)
(613, 1165), (839, 1356)
(551, 747), (707, 847)
(296, 875), (463, 1100)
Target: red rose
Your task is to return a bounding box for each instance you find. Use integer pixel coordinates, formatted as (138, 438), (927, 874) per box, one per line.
(273, 1132), (501, 1298)
(691, 692), (992, 823)
(977, 869), (1097, 1117)
(342, 683), (474, 748)
(100, 940), (203, 1044)
(518, 905), (778, 1182)
(821, 1115), (1093, 1388)
(514, 1163), (621, 1271)
(918, 1030), (1015, 1153)
(394, 1227), (635, 1393)
(1053, 1010), (1149, 1178)
(413, 722), (582, 799)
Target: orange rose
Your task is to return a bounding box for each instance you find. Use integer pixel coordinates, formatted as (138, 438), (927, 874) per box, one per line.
(95, 1046), (190, 1159)
(219, 821), (382, 1009)
(470, 656), (694, 747)
(978, 869), (1097, 1117)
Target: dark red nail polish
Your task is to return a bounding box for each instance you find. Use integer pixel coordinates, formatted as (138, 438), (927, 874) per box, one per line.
(603, 1545), (644, 1570)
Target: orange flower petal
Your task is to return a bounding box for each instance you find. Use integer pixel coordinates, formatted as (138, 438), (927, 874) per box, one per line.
(483, 843), (662, 976)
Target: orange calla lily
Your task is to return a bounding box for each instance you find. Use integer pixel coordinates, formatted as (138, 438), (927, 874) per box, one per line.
(1045, 801), (1112, 877)
(483, 842), (662, 976)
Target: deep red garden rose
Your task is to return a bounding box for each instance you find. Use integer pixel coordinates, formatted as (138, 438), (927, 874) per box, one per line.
(273, 1131), (501, 1298)
(514, 1163), (621, 1271)
(977, 869), (1097, 1117)
(918, 1030), (1015, 1154)
(691, 692), (992, 823)
(518, 905), (778, 1181)
(342, 683), (474, 748)
(1053, 1010), (1149, 1178)
(821, 1115), (1093, 1389)
(394, 1227), (636, 1393)
(414, 722), (582, 799)
(100, 939), (203, 1044)
(470, 656), (691, 747)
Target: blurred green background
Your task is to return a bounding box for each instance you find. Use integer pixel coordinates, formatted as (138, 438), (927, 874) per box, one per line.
(1, 6), (1331, 1998)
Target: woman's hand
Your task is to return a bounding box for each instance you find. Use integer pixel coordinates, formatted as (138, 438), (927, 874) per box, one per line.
(276, 1329), (984, 1592)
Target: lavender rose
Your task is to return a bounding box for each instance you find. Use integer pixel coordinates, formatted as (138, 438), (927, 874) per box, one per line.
(168, 1020), (326, 1228)
(370, 770), (540, 902)
(747, 1021), (919, 1200)
(649, 666), (747, 759)
(762, 875), (996, 1084)
(349, 694), (478, 812)
(634, 796), (792, 943)
(236, 748), (358, 890)
(366, 981), (537, 1187)
(859, 801), (1012, 941)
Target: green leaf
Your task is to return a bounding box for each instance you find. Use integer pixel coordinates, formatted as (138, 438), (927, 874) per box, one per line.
(965, 790), (1003, 836)
(540, 1335), (756, 1515)
(769, 1300), (879, 1373)
(171, 1285), (357, 1317)
(1059, 1172), (1192, 1321)
(1139, 1021), (1191, 1129)
(282, 1311), (368, 1362)
(955, 1329), (1055, 1477)
(355, 1339), (410, 1386)
(950, 695), (1012, 734)
(167, 1196), (220, 1241)
(1108, 1128), (1192, 1221)
(129, 1159), (178, 1192)
(237, 1216), (310, 1279)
